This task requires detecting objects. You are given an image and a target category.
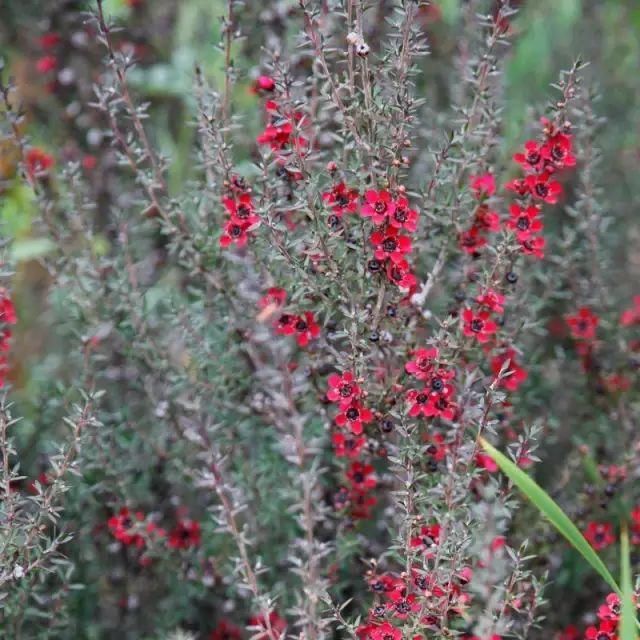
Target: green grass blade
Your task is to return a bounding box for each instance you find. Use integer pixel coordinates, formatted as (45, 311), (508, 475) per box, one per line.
(478, 437), (620, 594)
(620, 525), (639, 640)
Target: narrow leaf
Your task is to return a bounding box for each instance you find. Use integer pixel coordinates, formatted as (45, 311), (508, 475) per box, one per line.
(620, 525), (639, 640)
(478, 437), (620, 593)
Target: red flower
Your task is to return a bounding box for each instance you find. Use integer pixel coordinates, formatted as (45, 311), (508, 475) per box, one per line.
(513, 139), (545, 172)
(405, 347), (439, 380)
(566, 307), (599, 341)
(406, 384), (456, 421)
(248, 611), (287, 640)
(220, 220), (251, 248)
(39, 32), (61, 49)
(490, 349), (528, 391)
(475, 453), (498, 473)
(386, 259), (417, 290)
(541, 133), (576, 171)
(293, 311), (320, 347)
(584, 522), (615, 551)
(386, 593), (421, 620)
(473, 205), (500, 232)
(25, 148), (54, 180)
(335, 401), (374, 435)
(476, 289), (505, 313)
(326, 371), (361, 408)
(322, 182), (359, 217)
(470, 173), (496, 198)
(519, 235), (545, 259)
(362, 190), (396, 225)
(108, 508), (147, 548)
(346, 461), (377, 491)
(370, 622), (402, 640)
(350, 489), (378, 520)
(254, 75), (276, 92)
(410, 524), (441, 552)
(620, 296), (640, 326)
(505, 177), (530, 197)
(223, 194), (260, 227)
(459, 226), (487, 255)
(258, 287), (287, 310)
(388, 196), (419, 233)
(332, 433), (366, 458)
(525, 171), (562, 204)
(0, 290), (17, 325)
(209, 620), (243, 640)
(597, 593), (621, 622)
(36, 55), (57, 74)
(370, 227), (412, 264)
(168, 518), (201, 549)
(462, 308), (498, 343)
(585, 620), (617, 640)
(506, 203), (543, 240)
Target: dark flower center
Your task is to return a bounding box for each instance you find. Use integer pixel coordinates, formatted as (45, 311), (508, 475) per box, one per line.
(436, 397), (448, 410)
(526, 150), (540, 165)
(535, 182), (549, 197)
(230, 224), (242, 237)
(417, 357), (430, 370)
(416, 393), (428, 404)
(337, 194), (350, 206)
(353, 471), (365, 483)
(374, 201), (387, 214)
(552, 144), (565, 160)
(346, 407), (359, 420)
(237, 204), (251, 219)
(517, 216), (530, 230)
(415, 576), (428, 589)
(295, 319), (308, 331)
(339, 383), (353, 397)
(394, 208), (407, 222)
(382, 238), (397, 252)
(431, 377), (444, 391)
(395, 601), (411, 614)
(470, 318), (484, 332)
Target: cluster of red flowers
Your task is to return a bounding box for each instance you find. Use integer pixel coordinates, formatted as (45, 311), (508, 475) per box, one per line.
(0, 289), (16, 388)
(583, 504), (640, 552)
(209, 611), (287, 640)
(326, 372), (378, 519)
(220, 179), (261, 248)
(460, 174), (500, 256)
(35, 31), (61, 80)
(355, 562), (481, 640)
(107, 508), (201, 561)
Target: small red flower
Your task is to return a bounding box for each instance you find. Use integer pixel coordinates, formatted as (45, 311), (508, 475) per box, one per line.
(248, 611), (287, 640)
(473, 205), (500, 232)
(388, 196), (419, 232)
(292, 311), (320, 347)
(585, 620), (617, 640)
(25, 148), (54, 180)
(462, 308), (498, 343)
(620, 296), (640, 326)
(410, 524), (441, 552)
(584, 522), (615, 551)
(322, 182), (359, 217)
(0, 290), (17, 325)
(513, 139), (545, 172)
(36, 55), (57, 74)
(475, 453), (498, 473)
(405, 347), (439, 380)
(470, 173), (496, 198)
(476, 289), (505, 314)
(258, 287), (287, 310)
(386, 259), (417, 290)
(326, 371), (361, 408)
(108, 508), (147, 548)
(362, 190), (396, 225)
(406, 384), (456, 421)
(346, 461), (377, 491)
(350, 489), (378, 520)
(370, 622), (402, 640)
(223, 194), (260, 227)
(519, 235), (545, 259)
(335, 401), (374, 435)
(542, 133), (576, 171)
(525, 171), (562, 204)
(490, 349), (528, 392)
(370, 227), (412, 264)
(459, 226), (487, 255)
(209, 620), (243, 640)
(254, 75), (276, 92)
(332, 432), (366, 458)
(168, 518), (201, 549)
(597, 593), (621, 622)
(39, 32), (61, 49)
(506, 203), (543, 240)
(566, 307), (599, 341)
(386, 593), (421, 620)
(220, 220), (251, 248)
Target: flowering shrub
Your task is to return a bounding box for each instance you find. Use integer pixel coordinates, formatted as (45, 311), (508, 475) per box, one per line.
(0, 1), (639, 639)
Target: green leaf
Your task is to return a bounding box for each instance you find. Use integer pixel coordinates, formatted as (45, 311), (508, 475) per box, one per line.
(478, 437), (620, 594)
(620, 525), (639, 640)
